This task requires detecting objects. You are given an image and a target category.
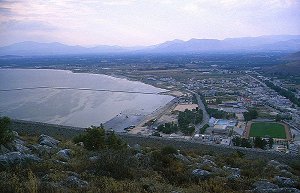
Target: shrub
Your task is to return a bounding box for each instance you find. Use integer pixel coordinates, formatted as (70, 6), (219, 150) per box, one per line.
(0, 117), (14, 145)
(161, 146), (178, 155)
(73, 126), (126, 150)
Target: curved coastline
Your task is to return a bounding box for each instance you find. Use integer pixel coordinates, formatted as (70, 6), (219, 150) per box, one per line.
(0, 68), (174, 129)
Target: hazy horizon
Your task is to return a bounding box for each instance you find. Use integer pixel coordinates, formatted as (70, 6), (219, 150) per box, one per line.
(1, 0), (300, 47)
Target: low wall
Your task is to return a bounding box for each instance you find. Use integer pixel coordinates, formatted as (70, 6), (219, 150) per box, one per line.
(10, 119), (299, 163)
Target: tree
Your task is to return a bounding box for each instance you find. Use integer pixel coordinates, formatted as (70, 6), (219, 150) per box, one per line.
(254, 137), (268, 149)
(73, 126), (126, 150)
(268, 137), (274, 149)
(243, 109), (258, 121)
(0, 117), (14, 145)
(106, 131), (125, 150)
(200, 124), (209, 134)
(216, 98), (222, 104)
(232, 136), (241, 146)
(275, 115), (282, 122)
(240, 138), (252, 148)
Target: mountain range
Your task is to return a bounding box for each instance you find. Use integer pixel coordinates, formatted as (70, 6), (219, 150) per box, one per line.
(1, 35), (300, 56)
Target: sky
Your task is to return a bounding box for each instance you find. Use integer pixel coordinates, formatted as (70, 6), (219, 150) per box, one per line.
(0, 0), (300, 47)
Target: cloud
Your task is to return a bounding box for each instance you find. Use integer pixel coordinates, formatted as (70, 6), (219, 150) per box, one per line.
(102, 0), (136, 6)
(0, 7), (12, 15)
(0, 19), (57, 31)
(0, 0), (299, 46)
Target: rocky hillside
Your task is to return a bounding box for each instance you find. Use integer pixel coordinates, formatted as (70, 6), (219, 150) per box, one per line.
(0, 127), (300, 193)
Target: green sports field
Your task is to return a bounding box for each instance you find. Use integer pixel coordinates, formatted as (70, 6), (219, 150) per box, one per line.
(249, 122), (286, 139)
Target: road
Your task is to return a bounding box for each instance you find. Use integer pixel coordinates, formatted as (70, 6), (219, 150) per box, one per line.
(189, 90), (210, 137)
(128, 97), (179, 134)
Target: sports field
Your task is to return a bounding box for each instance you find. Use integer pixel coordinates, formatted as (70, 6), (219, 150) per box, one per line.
(249, 122), (286, 139)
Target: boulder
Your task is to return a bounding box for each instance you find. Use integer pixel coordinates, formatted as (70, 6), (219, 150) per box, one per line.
(174, 154), (192, 164)
(199, 159), (217, 168)
(201, 155), (215, 161)
(279, 170), (295, 178)
(253, 180), (279, 190)
(134, 153), (144, 160)
(268, 160), (291, 171)
(64, 175), (88, 188)
(133, 144), (141, 152)
(0, 145), (10, 154)
(39, 134), (60, 148)
(12, 131), (19, 138)
(89, 156), (99, 162)
(274, 176), (297, 188)
(252, 188), (300, 193)
(0, 152), (41, 167)
(56, 149), (72, 161)
(14, 139), (30, 153)
(223, 166), (240, 176)
(192, 169), (211, 179)
(30, 144), (56, 157)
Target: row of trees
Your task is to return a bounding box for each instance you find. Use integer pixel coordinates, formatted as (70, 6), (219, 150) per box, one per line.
(157, 108), (202, 136)
(232, 136), (274, 149)
(207, 108), (235, 119)
(178, 108), (203, 126)
(265, 80), (300, 107)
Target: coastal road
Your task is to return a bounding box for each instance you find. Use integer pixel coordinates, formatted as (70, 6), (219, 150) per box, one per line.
(188, 90), (210, 137)
(128, 97), (179, 134)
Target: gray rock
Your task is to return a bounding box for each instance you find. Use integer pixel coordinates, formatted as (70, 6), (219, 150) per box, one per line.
(64, 171), (80, 178)
(14, 139), (30, 153)
(192, 169), (211, 179)
(89, 156), (99, 162)
(227, 174), (241, 180)
(30, 144), (56, 157)
(64, 175), (88, 188)
(12, 131), (19, 138)
(252, 188), (300, 193)
(174, 154), (192, 164)
(201, 159), (216, 167)
(56, 149), (72, 161)
(223, 166), (241, 176)
(0, 151), (41, 167)
(253, 180), (279, 190)
(279, 170), (295, 178)
(201, 155), (215, 161)
(54, 160), (68, 165)
(134, 153), (144, 160)
(274, 176), (297, 188)
(268, 160), (291, 171)
(39, 134), (60, 148)
(133, 144), (141, 152)
(0, 145), (10, 154)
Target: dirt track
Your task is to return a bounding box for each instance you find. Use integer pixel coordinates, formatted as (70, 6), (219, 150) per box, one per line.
(244, 121), (292, 141)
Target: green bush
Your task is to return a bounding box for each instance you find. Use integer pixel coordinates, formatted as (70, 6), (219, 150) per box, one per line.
(0, 117), (14, 145)
(161, 146), (178, 155)
(73, 126), (126, 150)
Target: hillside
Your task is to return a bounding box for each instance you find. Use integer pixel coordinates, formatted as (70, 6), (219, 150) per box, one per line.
(264, 51), (300, 75)
(1, 118), (300, 193)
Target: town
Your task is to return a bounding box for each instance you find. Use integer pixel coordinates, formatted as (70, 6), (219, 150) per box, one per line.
(94, 66), (300, 155)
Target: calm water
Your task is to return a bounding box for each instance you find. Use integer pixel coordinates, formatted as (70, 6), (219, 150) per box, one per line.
(0, 69), (173, 128)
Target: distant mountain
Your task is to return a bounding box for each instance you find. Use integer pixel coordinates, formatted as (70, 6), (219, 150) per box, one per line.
(0, 41), (129, 56)
(1, 35), (300, 56)
(148, 35), (300, 53)
(264, 50), (300, 75)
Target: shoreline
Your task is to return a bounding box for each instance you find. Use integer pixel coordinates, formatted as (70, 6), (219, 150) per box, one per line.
(0, 67), (175, 131)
